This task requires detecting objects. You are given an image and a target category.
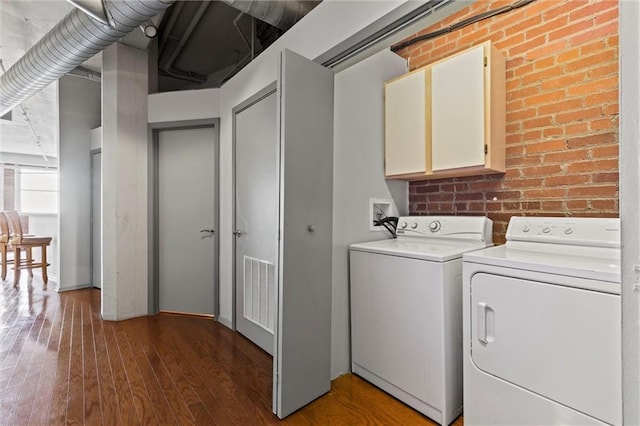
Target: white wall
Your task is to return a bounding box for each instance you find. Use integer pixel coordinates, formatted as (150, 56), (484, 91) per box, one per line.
(620, 0), (640, 422)
(58, 75), (101, 291)
(148, 88), (220, 123)
(217, 0), (412, 326)
(331, 49), (409, 377)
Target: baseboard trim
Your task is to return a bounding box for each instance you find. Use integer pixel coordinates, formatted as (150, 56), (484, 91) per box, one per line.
(56, 283), (92, 292)
(217, 315), (233, 329)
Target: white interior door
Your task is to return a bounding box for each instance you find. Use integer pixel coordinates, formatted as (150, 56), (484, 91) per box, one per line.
(91, 151), (102, 289)
(158, 127), (217, 316)
(234, 88), (278, 355)
(274, 49), (334, 418)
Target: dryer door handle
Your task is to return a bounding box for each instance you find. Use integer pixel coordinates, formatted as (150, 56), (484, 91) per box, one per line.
(477, 302), (493, 344)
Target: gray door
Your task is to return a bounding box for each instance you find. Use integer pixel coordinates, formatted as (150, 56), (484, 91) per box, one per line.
(158, 127), (217, 316)
(91, 151), (101, 289)
(234, 88), (278, 355)
(274, 49), (334, 418)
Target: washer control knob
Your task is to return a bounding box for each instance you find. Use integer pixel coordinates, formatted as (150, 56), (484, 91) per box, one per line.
(564, 227), (573, 235)
(522, 225), (530, 233)
(429, 220), (441, 232)
(400, 222), (407, 229)
(542, 226), (551, 234)
(411, 222), (418, 229)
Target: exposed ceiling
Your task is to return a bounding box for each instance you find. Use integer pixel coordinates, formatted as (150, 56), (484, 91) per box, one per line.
(155, 1), (319, 92)
(0, 0), (319, 160)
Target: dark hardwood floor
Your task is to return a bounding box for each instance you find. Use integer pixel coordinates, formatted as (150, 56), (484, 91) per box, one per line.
(0, 274), (462, 425)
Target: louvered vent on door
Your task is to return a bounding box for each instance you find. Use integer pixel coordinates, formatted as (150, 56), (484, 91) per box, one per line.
(243, 256), (276, 333)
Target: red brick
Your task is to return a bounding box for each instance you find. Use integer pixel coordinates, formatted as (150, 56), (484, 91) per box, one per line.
(556, 108), (601, 124)
(567, 132), (616, 149)
(567, 185), (618, 198)
(544, 149), (590, 164)
(595, 8), (619, 25)
(590, 199), (617, 210)
(584, 90), (618, 106)
(592, 144), (619, 158)
(536, 99), (583, 118)
(545, 175), (590, 187)
(603, 104), (619, 115)
(504, 178), (544, 189)
(523, 188), (566, 198)
(587, 63), (618, 79)
(526, 140), (566, 154)
(508, 155), (544, 167)
(541, 201), (565, 211)
(548, 20), (594, 43)
(557, 47), (580, 63)
(569, 21), (618, 46)
(526, 16), (568, 41)
(566, 123), (589, 135)
(526, 40), (568, 61)
(570, 1), (617, 21)
(580, 40), (607, 56)
(566, 76), (618, 96)
(504, 15), (543, 38)
(508, 85), (539, 102)
(564, 51), (616, 72)
(523, 116), (553, 129)
(567, 200), (589, 210)
(523, 90), (566, 107)
(521, 165), (563, 177)
(541, 72), (586, 91)
(509, 35), (547, 57)
(543, 127), (564, 138)
(521, 65), (565, 86)
(592, 172), (619, 183)
(567, 159), (618, 173)
(590, 118), (617, 131)
(541, 1), (588, 21)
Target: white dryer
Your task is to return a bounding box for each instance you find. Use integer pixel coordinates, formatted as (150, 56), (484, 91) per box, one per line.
(350, 215), (493, 425)
(463, 217), (621, 425)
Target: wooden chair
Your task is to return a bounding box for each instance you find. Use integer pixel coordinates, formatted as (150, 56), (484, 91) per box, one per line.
(0, 212), (13, 281)
(4, 210), (52, 286)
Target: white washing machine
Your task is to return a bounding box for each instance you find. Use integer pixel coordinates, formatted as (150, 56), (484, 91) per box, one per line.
(463, 216), (621, 425)
(350, 215), (493, 425)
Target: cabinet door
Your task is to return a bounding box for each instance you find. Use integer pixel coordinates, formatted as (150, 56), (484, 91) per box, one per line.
(384, 70), (428, 176)
(431, 45), (485, 171)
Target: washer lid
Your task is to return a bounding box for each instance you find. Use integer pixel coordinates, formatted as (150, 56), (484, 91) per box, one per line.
(463, 244), (621, 285)
(350, 238), (491, 262)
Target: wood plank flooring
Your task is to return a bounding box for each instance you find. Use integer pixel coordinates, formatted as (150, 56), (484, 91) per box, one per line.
(0, 275), (463, 425)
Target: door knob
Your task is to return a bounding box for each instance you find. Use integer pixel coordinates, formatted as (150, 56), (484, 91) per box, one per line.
(200, 229), (215, 234)
(233, 230), (243, 237)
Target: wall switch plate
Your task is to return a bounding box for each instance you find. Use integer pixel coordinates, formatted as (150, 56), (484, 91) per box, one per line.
(369, 198), (396, 232)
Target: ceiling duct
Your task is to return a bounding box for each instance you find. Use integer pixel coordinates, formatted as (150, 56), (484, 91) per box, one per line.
(0, 0), (174, 116)
(220, 0), (321, 30)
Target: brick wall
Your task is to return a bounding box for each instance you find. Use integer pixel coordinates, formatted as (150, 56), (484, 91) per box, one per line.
(395, 0), (619, 243)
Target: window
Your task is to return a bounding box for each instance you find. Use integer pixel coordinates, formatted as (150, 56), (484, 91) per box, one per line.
(19, 168), (58, 214)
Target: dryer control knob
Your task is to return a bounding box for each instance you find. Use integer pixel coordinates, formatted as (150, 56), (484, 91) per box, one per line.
(564, 227), (573, 235)
(411, 222), (418, 229)
(429, 220), (441, 232)
(542, 226), (551, 234)
(522, 225), (530, 233)
(400, 222), (407, 229)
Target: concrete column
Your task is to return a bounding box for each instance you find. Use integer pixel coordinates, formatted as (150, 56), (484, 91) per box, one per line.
(101, 43), (150, 320)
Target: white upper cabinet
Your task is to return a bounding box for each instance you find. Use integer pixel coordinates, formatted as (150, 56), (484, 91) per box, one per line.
(384, 41), (505, 180)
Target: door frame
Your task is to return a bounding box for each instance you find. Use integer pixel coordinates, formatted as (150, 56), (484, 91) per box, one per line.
(90, 148), (101, 288)
(149, 119), (220, 317)
(231, 82), (277, 331)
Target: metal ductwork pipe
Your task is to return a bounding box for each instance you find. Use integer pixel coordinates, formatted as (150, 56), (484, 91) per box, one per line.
(220, 0), (321, 31)
(0, 0), (174, 116)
